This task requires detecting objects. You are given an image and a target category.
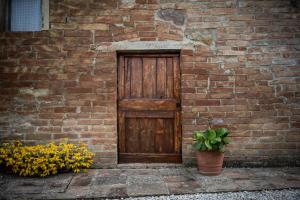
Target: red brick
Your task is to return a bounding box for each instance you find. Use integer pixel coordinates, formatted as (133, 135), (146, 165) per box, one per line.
(94, 16), (122, 24)
(78, 120), (103, 125)
(64, 30), (92, 37)
(138, 32), (158, 37)
(26, 133), (52, 140)
(53, 133), (78, 139)
(196, 100), (220, 106)
(66, 88), (93, 94)
(54, 107), (77, 113)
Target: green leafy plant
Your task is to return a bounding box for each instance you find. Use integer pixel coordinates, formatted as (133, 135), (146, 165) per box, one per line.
(193, 128), (230, 152)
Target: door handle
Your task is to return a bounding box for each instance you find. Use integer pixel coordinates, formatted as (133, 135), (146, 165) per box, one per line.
(176, 102), (181, 108)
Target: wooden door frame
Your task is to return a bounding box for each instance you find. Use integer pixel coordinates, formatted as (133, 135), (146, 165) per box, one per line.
(116, 51), (182, 163)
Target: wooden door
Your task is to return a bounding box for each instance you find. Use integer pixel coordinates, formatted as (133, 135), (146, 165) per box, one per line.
(118, 53), (181, 163)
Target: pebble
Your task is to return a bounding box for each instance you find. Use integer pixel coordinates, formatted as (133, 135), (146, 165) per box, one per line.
(122, 189), (300, 200)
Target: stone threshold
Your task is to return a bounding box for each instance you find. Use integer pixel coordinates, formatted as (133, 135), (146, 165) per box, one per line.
(117, 163), (184, 169)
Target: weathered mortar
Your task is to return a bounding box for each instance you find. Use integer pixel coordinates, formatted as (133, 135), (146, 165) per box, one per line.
(19, 88), (50, 97)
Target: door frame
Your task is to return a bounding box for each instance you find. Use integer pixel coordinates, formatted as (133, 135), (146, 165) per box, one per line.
(116, 51), (182, 163)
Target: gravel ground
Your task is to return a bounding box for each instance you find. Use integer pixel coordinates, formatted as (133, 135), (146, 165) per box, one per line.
(122, 189), (300, 200)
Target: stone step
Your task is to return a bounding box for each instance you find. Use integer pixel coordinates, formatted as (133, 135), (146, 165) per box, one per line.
(117, 163), (184, 169)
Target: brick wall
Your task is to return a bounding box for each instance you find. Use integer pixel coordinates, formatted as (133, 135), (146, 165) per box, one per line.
(0, 0), (299, 167)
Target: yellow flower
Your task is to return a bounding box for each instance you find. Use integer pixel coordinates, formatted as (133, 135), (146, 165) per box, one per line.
(0, 140), (94, 177)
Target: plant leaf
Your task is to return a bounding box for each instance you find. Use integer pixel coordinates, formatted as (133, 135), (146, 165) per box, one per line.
(211, 140), (217, 144)
(216, 128), (228, 137)
(194, 131), (205, 141)
(207, 129), (216, 140)
(193, 142), (203, 150)
(211, 137), (221, 144)
(204, 140), (212, 150)
(223, 137), (230, 144)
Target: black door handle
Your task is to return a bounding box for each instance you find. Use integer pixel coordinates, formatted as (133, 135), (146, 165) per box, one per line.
(176, 102), (181, 108)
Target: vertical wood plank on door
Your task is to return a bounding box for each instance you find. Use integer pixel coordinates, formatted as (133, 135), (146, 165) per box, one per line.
(166, 57), (174, 98)
(174, 111), (181, 153)
(130, 57), (143, 98)
(173, 56), (180, 99)
(162, 119), (174, 153)
(118, 111), (126, 152)
(166, 118), (175, 153)
(125, 57), (131, 98)
(118, 56), (125, 99)
(157, 58), (167, 98)
(173, 56), (181, 153)
(143, 58), (157, 98)
(155, 119), (164, 153)
(140, 118), (155, 153)
(126, 118), (139, 153)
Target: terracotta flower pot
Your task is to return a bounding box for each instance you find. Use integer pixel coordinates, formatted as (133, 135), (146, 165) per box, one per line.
(196, 151), (224, 176)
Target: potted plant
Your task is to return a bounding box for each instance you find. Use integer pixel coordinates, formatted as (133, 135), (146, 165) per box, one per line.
(193, 127), (230, 176)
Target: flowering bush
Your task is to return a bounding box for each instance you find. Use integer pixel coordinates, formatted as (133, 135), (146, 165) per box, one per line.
(0, 141), (94, 177)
